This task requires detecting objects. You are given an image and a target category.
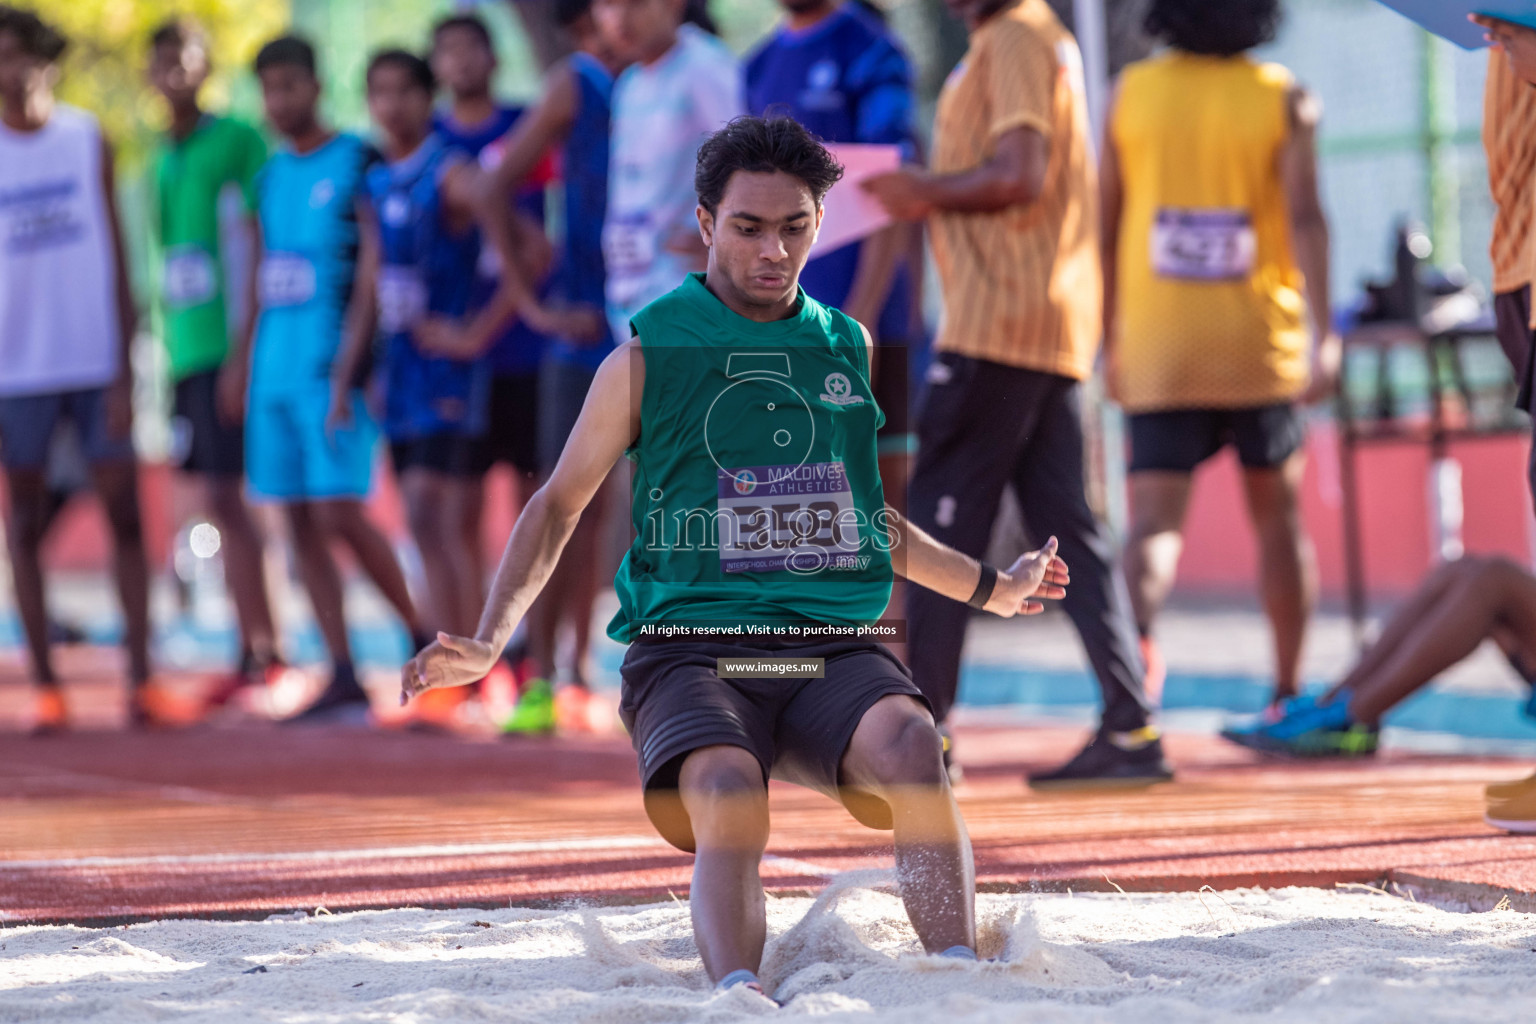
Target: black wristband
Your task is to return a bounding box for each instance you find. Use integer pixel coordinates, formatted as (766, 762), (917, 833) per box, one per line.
(966, 563), (998, 610)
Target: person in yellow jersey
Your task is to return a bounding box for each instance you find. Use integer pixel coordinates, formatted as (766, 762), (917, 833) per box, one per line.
(1101, 0), (1340, 715)
(864, 0), (1164, 789)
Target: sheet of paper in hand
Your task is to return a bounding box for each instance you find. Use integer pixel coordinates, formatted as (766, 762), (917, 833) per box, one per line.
(1372, 1), (1536, 49)
(811, 143), (902, 257)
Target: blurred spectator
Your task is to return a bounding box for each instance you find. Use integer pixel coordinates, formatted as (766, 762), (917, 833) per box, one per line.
(146, 18), (283, 696)
(865, 0), (1161, 788)
(594, 0), (743, 343)
(242, 35), (425, 722)
(484, 0), (627, 731)
(1101, 0), (1338, 714)
(0, 5), (153, 729)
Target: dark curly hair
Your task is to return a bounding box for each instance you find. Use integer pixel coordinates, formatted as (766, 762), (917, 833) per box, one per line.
(0, 4), (67, 62)
(366, 49), (435, 94)
(1144, 0), (1281, 57)
(695, 116), (844, 215)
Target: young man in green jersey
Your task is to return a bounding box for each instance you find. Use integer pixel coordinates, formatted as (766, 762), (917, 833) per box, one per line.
(402, 117), (1068, 999)
(147, 19), (282, 704)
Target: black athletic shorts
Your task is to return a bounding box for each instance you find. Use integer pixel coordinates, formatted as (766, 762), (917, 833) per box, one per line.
(171, 369), (243, 477)
(1128, 402), (1305, 474)
(463, 371), (540, 478)
(619, 637), (928, 852)
(389, 433), (484, 478)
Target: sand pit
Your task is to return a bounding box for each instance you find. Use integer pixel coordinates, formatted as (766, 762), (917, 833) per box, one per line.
(4, 877), (1536, 1022)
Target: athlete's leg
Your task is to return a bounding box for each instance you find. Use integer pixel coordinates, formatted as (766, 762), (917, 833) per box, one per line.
(3, 467), (55, 684)
(1323, 558), (1468, 702)
(839, 694), (974, 953)
(90, 458), (151, 685)
(318, 499), (421, 636)
(1346, 557), (1536, 724)
(205, 475), (279, 665)
(1124, 472), (1194, 635)
(401, 466), (466, 634)
(1241, 450), (1316, 702)
(285, 501), (351, 665)
(676, 744), (771, 982)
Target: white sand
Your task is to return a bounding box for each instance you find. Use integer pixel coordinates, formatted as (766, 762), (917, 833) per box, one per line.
(4, 877), (1536, 1022)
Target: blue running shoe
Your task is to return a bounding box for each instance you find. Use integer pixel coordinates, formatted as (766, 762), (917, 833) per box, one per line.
(1220, 694), (1378, 758)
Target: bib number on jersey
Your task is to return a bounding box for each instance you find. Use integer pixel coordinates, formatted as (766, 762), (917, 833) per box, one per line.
(602, 216), (658, 279)
(718, 461), (863, 574)
(377, 265), (428, 335)
(162, 245), (218, 309)
(258, 252), (317, 308)
(1150, 208), (1256, 281)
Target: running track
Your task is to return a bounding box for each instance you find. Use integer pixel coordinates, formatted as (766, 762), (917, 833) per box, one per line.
(5, 662), (1536, 924)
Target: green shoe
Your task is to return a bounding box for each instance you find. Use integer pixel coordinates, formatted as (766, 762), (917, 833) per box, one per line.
(500, 678), (556, 735)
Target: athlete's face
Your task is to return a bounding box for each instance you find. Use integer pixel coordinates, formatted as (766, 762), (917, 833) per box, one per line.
(148, 40), (209, 109)
(592, 0), (684, 65)
(0, 31), (52, 109)
(367, 64), (433, 148)
(699, 170), (823, 314)
(431, 26), (495, 100)
(258, 64), (320, 140)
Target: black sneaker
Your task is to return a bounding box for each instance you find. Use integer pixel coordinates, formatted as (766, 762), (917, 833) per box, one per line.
(286, 663), (371, 726)
(1026, 732), (1174, 790)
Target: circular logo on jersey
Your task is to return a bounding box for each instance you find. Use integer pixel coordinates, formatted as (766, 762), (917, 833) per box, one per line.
(808, 59), (839, 92)
(733, 470), (757, 495)
(819, 372), (866, 407)
(309, 179), (336, 209)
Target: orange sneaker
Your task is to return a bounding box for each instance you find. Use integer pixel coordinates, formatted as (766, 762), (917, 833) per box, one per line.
(130, 683), (202, 729)
(32, 687), (67, 734)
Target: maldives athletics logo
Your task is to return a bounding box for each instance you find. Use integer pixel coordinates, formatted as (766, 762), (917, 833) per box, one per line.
(732, 469), (758, 495)
(819, 372), (865, 408)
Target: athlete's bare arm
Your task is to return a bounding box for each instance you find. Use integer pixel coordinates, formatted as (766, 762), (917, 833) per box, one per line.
(99, 134), (138, 438)
(1281, 84), (1341, 403)
(854, 325), (1067, 616)
(401, 338), (645, 700)
(861, 126), (1049, 221)
(327, 197), (380, 433)
(1098, 82), (1125, 403)
(222, 218), (263, 427)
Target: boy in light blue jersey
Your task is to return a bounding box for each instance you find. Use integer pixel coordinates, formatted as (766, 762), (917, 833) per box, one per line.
(236, 36), (426, 722)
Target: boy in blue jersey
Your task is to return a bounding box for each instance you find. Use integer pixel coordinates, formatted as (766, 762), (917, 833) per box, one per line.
(233, 36), (428, 722)
(483, 0), (626, 730)
(331, 50), (540, 667)
(745, 0), (922, 661)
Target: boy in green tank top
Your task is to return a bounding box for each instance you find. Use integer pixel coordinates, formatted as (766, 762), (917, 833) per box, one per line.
(402, 116), (1068, 999)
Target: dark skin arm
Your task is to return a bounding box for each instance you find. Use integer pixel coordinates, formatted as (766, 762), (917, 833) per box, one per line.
(100, 134), (138, 438)
(413, 162), (554, 359)
(1281, 85), (1341, 403)
(222, 217), (263, 426)
(861, 126), (1049, 221)
(1098, 86), (1124, 403)
(327, 197), (380, 434)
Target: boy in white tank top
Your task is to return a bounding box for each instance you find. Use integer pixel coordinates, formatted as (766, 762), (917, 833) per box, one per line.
(0, 6), (164, 730)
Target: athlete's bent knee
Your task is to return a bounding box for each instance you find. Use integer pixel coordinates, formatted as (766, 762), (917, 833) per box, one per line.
(866, 714), (947, 791)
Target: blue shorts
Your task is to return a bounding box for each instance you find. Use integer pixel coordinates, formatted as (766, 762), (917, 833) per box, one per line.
(247, 385), (378, 502)
(0, 386), (135, 472)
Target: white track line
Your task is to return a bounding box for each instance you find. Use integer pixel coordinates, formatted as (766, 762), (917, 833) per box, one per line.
(0, 836), (671, 872)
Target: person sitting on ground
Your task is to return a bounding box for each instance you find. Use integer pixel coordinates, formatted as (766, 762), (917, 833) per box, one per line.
(1221, 555), (1536, 832)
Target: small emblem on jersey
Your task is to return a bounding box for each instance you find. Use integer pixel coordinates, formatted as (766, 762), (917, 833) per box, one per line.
(808, 59), (838, 91)
(381, 193), (411, 226)
(309, 179), (336, 209)
(733, 470), (758, 495)
(820, 372), (865, 407)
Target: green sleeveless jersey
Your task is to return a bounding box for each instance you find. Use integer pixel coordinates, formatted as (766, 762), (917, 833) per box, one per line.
(606, 273), (892, 643)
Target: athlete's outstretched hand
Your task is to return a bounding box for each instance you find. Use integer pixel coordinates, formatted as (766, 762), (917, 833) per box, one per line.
(401, 631), (498, 706)
(985, 537), (1069, 618)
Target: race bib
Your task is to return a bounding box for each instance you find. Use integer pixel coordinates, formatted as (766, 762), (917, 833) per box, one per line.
(602, 216), (658, 279)
(1150, 208), (1256, 281)
(718, 461), (863, 574)
(377, 265), (428, 335)
(163, 245), (217, 308)
(258, 252), (316, 308)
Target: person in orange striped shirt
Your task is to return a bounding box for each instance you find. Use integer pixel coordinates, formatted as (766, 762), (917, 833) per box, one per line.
(864, 0), (1163, 789)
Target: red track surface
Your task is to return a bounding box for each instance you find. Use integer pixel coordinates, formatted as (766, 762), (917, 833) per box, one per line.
(5, 658), (1536, 925)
